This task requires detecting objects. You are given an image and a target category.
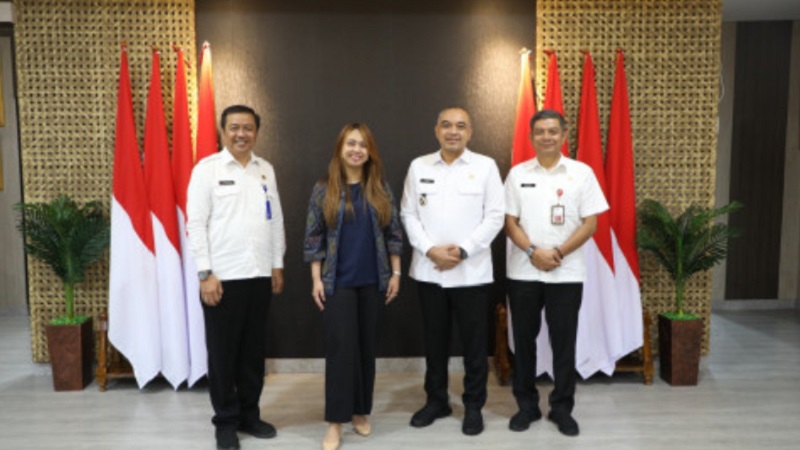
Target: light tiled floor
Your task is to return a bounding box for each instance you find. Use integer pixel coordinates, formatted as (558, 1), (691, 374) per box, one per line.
(1, 310), (798, 449)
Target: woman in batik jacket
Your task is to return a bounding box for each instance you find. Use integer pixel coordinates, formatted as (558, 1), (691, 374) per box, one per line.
(303, 122), (403, 450)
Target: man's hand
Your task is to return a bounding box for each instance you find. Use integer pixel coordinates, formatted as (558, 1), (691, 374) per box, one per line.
(446, 246), (466, 261)
(200, 274), (224, 306)
(426, 245), (461, 271)
(272, 268), (284, 294)
(530, 248), (561, 272)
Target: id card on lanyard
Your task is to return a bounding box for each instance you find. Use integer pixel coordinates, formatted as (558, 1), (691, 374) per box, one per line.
(262, 180), (272, 220)
(551, 188), (565, 225)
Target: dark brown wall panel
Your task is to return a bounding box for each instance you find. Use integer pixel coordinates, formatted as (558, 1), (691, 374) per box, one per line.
(196, 0), (536, 357)
(726, 21), (792, 300)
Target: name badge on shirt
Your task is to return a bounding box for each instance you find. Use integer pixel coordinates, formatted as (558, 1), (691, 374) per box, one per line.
(521, 183), (536, 188)
(420, 178), (435, 184)
(219, 180), (235, 186)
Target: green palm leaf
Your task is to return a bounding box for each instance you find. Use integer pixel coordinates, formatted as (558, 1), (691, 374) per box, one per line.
(638, 199), (742, 316)
(15, 195), (110, 321)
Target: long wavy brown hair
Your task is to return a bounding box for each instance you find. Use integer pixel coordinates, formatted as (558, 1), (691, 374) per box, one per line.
(323, 123), (391, 228)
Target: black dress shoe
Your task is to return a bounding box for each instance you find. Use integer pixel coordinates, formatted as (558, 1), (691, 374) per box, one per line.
(509, 408), (543, 432)
(215, 428), (240, 450)
(462, 409), (484, 436)
(238, 420), (277, 438)
(410, 403), (452, 428)
(547, 410), (580, 436)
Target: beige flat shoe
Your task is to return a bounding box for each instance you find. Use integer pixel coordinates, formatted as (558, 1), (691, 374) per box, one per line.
(353, 421), (371, 437)
(322, 424), (341, 450)
(322, 439), (340, 450)
(352, 415), (371, 436)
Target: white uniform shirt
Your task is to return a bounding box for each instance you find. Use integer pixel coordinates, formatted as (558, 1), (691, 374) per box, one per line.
(186, 148), (286, 281)
(401, 149), (504, 287)
(505, 155), (608, 283)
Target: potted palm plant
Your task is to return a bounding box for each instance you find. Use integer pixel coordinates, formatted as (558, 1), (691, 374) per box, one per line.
(16, 195), (110, 390)
(638, 199), (741, 386)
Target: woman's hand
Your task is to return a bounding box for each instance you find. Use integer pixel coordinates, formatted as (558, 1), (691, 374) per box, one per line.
(312, 279), (326, 311)
(385, 274), (400, 304)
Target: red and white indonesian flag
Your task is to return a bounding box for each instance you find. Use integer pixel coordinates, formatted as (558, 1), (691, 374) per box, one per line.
(574, 53), (623, 377)
(511, 51), (537, 166)
(144, 49), (189, 389)
(196, 42), (219, 162)
(507, 50), (536, 354)
(109, 45), (161, 388)
(605, 50), (643, 354)
(543, 50), (570, 157)
(172, 46), (207, 386)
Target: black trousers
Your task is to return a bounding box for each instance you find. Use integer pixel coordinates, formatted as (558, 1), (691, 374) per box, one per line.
(417, 281), (490, 411)
(323, 285), (384, 423)
(507, 280), (582, 414)
(202, 277), (272, 430)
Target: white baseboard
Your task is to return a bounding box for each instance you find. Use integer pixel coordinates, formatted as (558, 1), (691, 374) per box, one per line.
(713, 298), (798, 310)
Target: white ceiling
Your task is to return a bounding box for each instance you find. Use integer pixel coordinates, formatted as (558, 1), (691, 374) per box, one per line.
(724, 0), (800, 21)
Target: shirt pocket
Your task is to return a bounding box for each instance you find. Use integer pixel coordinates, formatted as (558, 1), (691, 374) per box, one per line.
(458, 182), (483, 196)
(416, 178), (439, 196)
(455, 179), (485, 226)
(458, 168), (485, 196)
(212, 184), (241, 216)
(213, 184), (241, 197)
(557, 185), (581, 223)
(415, 179), (439, 220)
(517, 179), (543, 217)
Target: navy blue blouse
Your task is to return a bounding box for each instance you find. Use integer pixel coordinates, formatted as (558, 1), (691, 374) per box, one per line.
(336, 183), (379, 288)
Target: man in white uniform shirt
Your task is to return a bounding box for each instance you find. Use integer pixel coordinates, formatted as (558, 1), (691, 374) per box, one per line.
(401, 107), (504, 436)
(505, 110), (608, 437)
(187, 105), (286, 450)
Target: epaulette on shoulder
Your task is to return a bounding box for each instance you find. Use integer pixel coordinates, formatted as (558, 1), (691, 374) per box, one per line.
(195, 153), (222, 166)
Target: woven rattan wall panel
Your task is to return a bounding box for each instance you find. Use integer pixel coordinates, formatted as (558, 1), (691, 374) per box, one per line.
(14, 0), (197, 362)
(536, 0), (722, 354)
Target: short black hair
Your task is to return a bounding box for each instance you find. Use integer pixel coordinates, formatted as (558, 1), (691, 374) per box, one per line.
(221, 104), (261, 130)
(436, 107), (471, 124)
(530, 109), (567, 130)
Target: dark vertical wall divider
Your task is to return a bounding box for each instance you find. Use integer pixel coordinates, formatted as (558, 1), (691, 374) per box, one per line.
(726, 21), (792, 300)
(196, 0), (535, 357)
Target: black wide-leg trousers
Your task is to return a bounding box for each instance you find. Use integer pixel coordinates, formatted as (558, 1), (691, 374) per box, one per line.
(323, 284), (384, 423)
(507, 279), (582, 414)
(202, 277), (272, 430)
(417, 281), (491, 411)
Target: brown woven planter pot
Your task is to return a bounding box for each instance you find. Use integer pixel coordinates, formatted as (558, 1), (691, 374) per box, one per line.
(46, 318), (94, 391)
(658, 314), (702, 386)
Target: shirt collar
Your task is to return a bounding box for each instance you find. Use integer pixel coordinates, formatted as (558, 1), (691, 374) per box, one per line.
(221, 147), (258, 167)
(528, 154), (567, 173)
(435, 148), (473, 165)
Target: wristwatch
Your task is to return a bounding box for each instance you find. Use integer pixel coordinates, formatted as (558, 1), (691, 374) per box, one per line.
(198, 270), (212, 281)
(525, 245), (537, 257)
(459, 247), (468, 260)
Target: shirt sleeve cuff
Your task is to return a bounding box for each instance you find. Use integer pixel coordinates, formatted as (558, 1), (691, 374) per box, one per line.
(195, 257), (211, 272)
(420, 238), (434, 257)
(459, 239), (477, 258)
